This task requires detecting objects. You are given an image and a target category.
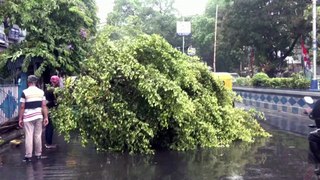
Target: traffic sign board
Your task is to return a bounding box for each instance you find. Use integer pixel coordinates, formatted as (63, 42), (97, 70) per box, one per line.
(176, 21), (191, 36)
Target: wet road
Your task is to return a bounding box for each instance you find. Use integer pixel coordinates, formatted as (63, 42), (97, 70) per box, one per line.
(0, 113), (318, 179)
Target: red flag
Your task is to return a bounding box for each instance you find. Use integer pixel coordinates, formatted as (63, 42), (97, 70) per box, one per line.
(301, 39), (311, 69)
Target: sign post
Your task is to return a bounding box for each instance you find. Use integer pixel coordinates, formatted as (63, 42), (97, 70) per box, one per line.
(176, 19), (191, 54)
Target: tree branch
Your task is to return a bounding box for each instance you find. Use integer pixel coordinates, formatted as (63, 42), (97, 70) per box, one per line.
(280, 34), (301, 61)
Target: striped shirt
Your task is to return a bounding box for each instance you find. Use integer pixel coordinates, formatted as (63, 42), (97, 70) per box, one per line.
(20, 86), (46, 122)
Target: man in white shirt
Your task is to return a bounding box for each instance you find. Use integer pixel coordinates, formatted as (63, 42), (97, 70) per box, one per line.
(18, 75), (49, 162)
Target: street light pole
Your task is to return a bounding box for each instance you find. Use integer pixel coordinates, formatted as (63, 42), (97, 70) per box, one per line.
(182, 17), (185, 54)
(311, 0), (318, 90)
(213, 5), (218, 72)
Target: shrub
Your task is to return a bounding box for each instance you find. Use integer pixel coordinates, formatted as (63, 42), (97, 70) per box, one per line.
(234, 77), (252, 86)
(290, 73), (310, 89)
(252, 73), (269, 87)
(236, 72), (310, 90)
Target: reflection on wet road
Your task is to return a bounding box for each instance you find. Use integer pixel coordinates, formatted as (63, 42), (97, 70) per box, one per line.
(0, 118), (317, 179)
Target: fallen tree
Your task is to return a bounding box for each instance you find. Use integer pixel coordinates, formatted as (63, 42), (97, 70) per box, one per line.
(52, 28), (270, 154)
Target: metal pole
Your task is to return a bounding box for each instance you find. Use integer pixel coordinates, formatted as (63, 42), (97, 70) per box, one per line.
(313, 0), (317, 80)
(182, 17), (185, 54)
(213, 5), (218, 72)
(182, 35), (185, 54)
(311, 0), (318, 90)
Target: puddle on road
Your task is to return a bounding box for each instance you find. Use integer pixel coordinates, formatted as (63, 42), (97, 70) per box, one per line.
(0, 123), (316, 180)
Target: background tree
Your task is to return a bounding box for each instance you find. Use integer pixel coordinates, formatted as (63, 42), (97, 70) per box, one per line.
(191, 15), (213, 67)
(191, 0), (312, 75)
(191, 0), (231, 71)
(219, 0), (310, 76)
(0, 0), (98, 77)
(107, 0), (181, 48)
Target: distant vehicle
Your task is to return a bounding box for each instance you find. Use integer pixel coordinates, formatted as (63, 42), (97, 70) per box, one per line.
(230, 73), (240, 78)
(213, 72), (233, 90)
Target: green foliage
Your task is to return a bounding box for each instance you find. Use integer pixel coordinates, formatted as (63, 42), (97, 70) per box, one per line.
(236, 72), (310, 89)
(191, 0), (234, 71)
(266, 78), (290, 89)
(107, 0), (181, 47)
(191, 0), (311, 74)
(252, 73), (269, 87)
(52, 29), (269, 154)
(191, 15), (214, 66)
(265, 75), (310, 89)
(0, 0), (98, 76)
(234, 77), (252, 87)
(219, 0), (310, 75)
(290, 73), (311, 89)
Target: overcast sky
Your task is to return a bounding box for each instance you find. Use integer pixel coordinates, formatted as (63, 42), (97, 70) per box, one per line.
(95, 0), (207, 24)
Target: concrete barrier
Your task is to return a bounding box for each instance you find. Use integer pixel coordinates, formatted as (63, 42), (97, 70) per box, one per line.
(233, 86), (320, 115)
(233, 86), (320, 135)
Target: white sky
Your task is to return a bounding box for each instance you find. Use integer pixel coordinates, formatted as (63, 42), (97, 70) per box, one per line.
(95, 0), (207, 24)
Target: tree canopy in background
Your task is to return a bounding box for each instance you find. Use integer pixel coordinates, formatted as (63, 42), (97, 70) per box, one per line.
(0, 0), (98, 76)
(105, 0), (313, 76)
(107, 0), (182, 49)
(219, 0), (310, 76)
(0, 0), (314, 77)
(191, 0), (231, 71)
(189, 0), (312, 75)
(52, 27), (269, 154)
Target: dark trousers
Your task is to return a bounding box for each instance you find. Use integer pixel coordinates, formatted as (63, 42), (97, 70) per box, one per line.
(308, 129), (320, 164)
(45, 117), (54, 145)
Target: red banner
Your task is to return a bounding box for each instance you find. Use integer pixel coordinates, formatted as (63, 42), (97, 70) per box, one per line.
(301, 39), (311, 69)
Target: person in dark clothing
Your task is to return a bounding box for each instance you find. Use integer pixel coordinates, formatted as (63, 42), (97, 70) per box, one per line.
(305, 98), (320, 174)
(45, 75), (60, 149)
(311, 100), (320, 123)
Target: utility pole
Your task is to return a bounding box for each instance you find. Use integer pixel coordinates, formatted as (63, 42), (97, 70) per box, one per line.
(182, 17), (185, 54)
(213, 5), (218, 72)
(311, 0), (318, 90)
(181, 17), (185, 54)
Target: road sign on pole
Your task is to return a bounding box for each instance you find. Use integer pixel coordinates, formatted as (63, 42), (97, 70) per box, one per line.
(176, 20), (191, 54)
(176, 21), (191, 36)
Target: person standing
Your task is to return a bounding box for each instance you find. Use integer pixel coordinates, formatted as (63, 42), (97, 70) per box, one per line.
(44, 75), (60, 149)
(19, 75), (48, 162)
